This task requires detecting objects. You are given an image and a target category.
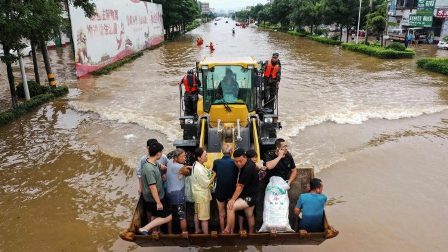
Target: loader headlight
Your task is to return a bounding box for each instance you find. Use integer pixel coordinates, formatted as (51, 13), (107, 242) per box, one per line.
(185, 118), (194, 124)
(264, 117), (273, 123)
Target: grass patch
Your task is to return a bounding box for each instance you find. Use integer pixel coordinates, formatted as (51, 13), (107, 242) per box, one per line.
(341, 43), (415, 59)
(307, 35), (342, 45)
(417, 58), (448, 75)
(0, 86), (69, 126)
(91, 51), (144, 76)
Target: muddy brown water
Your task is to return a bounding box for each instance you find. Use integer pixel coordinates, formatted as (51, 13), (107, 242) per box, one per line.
(1, 18), (448, 251)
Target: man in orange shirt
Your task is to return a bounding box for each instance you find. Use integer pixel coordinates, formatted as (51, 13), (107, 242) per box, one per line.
(262, 53), (281, 111)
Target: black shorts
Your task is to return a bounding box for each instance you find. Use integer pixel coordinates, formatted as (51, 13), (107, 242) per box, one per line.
(145, 199), (171, 218)
(216, 197), (229, 203)
(170, 203), (186, 220)
(240, 195), (257, 207)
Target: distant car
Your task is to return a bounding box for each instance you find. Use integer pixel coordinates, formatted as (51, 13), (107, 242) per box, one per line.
(417, 34), (428, 44)
(0, 44), (32, 57)
(437, 41), (448, 50)
(353, 30), (366, 37)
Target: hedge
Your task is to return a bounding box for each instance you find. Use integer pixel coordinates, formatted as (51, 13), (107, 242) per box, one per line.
(16, 80), (48, 98)
(307, 35), (342, 45)
(91, 51), (144, 76)
(287, 31), (341, 45)
(417, 58), (448, 75)
(0, 86), (69, 126)
(287, 30), (308, 37)
(341, 43), (415, 59)
(385, 42), (406, 52)
(257, 23), (281, 30)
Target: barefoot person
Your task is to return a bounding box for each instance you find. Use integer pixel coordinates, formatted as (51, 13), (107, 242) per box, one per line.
(191, 147), (216, 234)
(224, 148), (259, 234)
(138, 142), (172, 235)
(294, 178), (327, 232)
(212, 144), (238, 232)
(166, 148), (190, 234)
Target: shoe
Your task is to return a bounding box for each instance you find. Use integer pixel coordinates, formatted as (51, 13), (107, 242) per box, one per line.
(138, 228), (149, 235)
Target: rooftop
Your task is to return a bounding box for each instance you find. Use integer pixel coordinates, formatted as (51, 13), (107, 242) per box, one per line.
(198, 57), (259, 68)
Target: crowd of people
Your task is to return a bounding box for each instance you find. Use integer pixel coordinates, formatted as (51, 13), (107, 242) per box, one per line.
(136, 138), (328, 235)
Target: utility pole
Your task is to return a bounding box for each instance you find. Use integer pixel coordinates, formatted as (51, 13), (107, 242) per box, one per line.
(18, 55), (30, 100)
(356, 0), (362, 44)
(383, 0), (392, 46)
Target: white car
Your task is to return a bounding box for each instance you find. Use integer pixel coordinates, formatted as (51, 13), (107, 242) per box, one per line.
(0, 44), (32, 57)
(437, 41), (448, 50)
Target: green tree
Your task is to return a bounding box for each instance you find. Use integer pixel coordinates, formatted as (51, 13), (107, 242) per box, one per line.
(258, 4), (272, 24)
(270, 0), (293, 30)
(0, 0), (95, 109)
(366, 0), (387, 44)
(295, 0), (323, 34)
(156, 0), (200, 39)
(0, 1), (28, 108)
(235, 10), (250, 22)
(322, 0), (359, 41)
(249, 4), (264, 23)
(26, 0), (63, 86)
(70, 0), (96, 17)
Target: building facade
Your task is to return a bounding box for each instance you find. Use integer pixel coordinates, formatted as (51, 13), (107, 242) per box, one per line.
(389, 0), (448, 42)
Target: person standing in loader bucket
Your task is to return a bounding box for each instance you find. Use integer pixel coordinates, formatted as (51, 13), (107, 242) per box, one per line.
(262, 53), (281, 111)
(179, 69), (201, 116)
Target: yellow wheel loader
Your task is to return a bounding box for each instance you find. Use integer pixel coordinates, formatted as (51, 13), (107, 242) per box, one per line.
(175, 57), (281, 165)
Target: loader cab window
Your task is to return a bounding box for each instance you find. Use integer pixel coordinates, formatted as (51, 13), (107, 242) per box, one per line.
(201, 65), (255, 112)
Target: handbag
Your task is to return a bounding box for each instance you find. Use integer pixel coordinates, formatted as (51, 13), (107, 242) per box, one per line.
(184, 162), (195, 203)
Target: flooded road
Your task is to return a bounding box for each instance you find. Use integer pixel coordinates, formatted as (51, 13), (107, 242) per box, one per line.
(1, 19), (448, 251)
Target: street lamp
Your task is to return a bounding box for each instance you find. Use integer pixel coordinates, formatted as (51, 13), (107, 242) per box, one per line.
(356, 0), (362, 43)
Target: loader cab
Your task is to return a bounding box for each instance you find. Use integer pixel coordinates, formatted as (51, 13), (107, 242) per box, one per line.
(197, 57), (260, 114)
(200, 64), (257, 113)
(175, 57), (281, 167)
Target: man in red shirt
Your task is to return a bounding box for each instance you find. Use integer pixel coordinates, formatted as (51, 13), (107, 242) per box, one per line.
(179, 69), (201, 116)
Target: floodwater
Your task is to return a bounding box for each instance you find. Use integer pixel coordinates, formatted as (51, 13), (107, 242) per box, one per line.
(1, 18), (448, 251)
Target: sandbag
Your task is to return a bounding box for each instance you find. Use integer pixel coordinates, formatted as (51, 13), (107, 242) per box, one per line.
(258, 176), (294, 232)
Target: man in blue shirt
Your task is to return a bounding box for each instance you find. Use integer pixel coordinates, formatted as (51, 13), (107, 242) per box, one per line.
(294, 178), (327, 232)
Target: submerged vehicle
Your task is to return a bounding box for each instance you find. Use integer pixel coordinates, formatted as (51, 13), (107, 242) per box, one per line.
(120, 57), (338, 246)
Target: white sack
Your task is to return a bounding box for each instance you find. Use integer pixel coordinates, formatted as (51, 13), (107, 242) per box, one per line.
(258, 176), (294, 232)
